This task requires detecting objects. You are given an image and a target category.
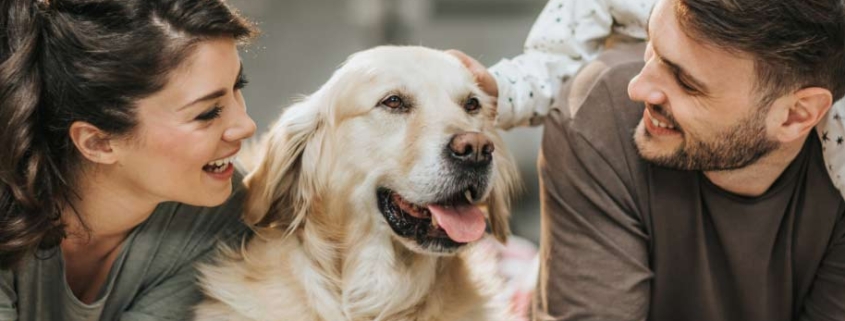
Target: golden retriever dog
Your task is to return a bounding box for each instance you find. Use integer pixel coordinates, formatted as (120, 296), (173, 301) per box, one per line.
(194, 46), (521, 321)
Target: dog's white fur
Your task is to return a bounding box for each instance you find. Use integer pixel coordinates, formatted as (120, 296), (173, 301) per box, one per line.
(194, 46), (521, 321)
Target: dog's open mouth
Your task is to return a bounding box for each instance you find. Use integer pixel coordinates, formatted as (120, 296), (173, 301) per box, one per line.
(377, 188), (486, 252)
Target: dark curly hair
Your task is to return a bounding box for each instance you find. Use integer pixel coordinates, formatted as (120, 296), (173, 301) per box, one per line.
(0, 0), (258, 269)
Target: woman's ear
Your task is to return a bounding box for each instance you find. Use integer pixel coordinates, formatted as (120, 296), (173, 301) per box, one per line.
(68, 121), (118, 165)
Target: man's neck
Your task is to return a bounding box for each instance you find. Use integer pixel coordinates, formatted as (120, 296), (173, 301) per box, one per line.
(704, 138), (807, 197)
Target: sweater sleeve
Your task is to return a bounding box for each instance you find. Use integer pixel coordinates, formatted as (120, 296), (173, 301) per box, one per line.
(490, 0), (651, 129)
(0, 269), (16, 321)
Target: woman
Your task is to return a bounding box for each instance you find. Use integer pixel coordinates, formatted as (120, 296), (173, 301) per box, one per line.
(0, 0), (258, 319)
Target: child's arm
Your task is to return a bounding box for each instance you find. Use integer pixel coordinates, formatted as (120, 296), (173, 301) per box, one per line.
(489, 0), (653, 129)
(817, 99), (845, 198)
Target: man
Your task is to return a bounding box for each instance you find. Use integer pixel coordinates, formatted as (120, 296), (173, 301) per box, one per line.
(535, 0), (845, 320)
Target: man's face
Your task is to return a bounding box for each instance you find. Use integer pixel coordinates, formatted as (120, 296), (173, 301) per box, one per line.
(627, 0), (781, 171)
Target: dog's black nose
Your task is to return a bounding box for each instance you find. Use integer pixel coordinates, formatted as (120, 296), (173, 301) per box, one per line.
(448, 132), (494, 167)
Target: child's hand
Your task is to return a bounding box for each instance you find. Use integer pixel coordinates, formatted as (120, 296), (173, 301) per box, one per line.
(446, 50), (498, 99)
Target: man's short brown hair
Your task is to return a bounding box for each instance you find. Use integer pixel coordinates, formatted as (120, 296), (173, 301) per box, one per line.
(676, 0), (845, 105)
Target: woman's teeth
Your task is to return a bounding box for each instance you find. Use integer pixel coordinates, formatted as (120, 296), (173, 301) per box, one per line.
(204, 155), (236, 173)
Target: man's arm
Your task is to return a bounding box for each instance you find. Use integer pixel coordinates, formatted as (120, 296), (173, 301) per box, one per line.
(534, 51), (653, 320)
(799, 212), (845, 321)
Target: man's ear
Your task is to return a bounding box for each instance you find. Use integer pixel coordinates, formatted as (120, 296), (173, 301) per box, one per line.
(68, 121), (118, 165)
(775, 87), (833, 142)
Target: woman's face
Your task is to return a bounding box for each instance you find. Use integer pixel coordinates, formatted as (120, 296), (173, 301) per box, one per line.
(112, 38), (256, 207)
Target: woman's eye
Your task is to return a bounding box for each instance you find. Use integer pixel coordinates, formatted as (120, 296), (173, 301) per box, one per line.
(196, 106), (223, 121)
(464, 97), (481, 113)
(234, 73), (249, 91)
(381, 95), (405, 109)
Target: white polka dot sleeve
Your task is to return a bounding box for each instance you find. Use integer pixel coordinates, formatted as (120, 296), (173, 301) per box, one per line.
(489, 0), (653, 129)
(817, 98), (845, 198)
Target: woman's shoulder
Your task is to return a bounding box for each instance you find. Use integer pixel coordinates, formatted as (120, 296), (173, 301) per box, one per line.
(0, 267), (15, 320)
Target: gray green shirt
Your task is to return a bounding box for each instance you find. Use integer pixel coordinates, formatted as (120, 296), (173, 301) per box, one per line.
(0, 171), (249, 321)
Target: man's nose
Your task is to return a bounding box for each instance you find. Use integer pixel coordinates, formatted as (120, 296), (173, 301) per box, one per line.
(627, 64), (667, 106)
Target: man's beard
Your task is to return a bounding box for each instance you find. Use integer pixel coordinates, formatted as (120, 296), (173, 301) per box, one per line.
(636, 105), (780, 171)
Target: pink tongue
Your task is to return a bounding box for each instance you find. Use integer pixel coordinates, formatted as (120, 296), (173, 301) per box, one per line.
(427, 204), (486, 243)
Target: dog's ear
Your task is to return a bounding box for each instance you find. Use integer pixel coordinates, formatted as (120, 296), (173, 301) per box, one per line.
(486, 135), (521, 243)
(242, 96), (325, 234)
(242, 54), (364, 236)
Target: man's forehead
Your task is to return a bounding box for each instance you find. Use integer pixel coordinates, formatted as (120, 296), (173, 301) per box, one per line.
(646, 0), (761, 102)
(648, 2), (729, 88)
(647, 3), (706, 79)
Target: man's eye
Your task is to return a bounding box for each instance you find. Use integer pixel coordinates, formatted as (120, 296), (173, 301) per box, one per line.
(676, 76), (699, 94)
(196, 106), (223, 121)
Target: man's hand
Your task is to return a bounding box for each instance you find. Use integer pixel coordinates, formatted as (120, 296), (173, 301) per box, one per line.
(446, 50), (499, 99)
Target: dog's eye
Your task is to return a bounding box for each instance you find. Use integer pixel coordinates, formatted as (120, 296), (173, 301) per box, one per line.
(464, 97), (481, 113)
(381, 95), (405, 109)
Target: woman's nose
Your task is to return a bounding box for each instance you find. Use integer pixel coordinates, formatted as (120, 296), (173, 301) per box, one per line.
(224, 101), (257, 142)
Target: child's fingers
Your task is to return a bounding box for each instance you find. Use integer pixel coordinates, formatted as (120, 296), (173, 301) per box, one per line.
(445, 49), (499, 98)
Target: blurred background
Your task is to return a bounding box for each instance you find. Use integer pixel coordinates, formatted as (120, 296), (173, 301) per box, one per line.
(229, 0), (548, 244)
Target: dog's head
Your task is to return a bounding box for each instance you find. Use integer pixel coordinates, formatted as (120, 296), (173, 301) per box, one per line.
(244, 46), (520, 255)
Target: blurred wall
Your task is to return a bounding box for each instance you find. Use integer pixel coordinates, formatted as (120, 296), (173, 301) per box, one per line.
(230, 0), (547, 243)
